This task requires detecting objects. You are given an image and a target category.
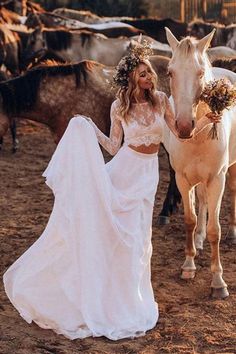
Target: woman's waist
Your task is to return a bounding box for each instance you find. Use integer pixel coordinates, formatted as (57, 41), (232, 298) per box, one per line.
(127, 143), (160, 155)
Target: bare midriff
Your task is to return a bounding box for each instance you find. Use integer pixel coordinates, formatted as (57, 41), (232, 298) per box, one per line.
(128, 143), (160, 154)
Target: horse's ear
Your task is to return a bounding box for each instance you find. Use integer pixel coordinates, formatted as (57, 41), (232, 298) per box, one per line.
(165, 27), (179, 51)
(197, 29), (216, 53)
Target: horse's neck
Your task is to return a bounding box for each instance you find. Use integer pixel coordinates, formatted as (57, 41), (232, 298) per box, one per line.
(196, 101), (210, 121)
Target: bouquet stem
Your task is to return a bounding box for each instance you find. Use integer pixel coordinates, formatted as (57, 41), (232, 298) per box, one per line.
(208, 122), (219, 140)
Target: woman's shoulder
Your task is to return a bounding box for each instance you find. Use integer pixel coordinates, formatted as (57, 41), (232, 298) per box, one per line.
(154, 90), (168, 100)
(153, 90), (168, 108)
(111, 98), (121, 108)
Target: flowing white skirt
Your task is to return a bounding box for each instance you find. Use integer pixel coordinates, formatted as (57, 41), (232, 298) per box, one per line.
(3, 117), (159, 340)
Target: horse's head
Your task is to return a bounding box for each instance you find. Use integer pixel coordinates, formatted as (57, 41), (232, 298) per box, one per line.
(165, 27), (215, 138)
(24, 26), (46, 63)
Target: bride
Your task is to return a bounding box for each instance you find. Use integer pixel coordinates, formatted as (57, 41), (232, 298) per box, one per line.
(3, 38), (219, 340)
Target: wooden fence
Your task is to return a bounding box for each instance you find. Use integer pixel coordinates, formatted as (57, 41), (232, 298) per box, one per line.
(154, 1), (235, 24)
(35, 0), (236, 24)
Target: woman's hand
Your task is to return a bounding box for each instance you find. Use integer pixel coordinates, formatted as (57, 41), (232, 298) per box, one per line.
(206, 112), (222, 123)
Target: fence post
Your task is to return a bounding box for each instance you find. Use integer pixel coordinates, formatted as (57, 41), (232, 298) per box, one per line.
(202, 0), (207, 20)
(180, 0), (185, 22)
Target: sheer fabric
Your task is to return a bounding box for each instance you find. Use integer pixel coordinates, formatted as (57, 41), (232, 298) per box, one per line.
(89, 91), (214, 155)
(3, 118), (159, 341)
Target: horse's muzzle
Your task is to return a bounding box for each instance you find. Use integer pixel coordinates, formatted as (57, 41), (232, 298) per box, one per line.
(176, 119), (195, 139)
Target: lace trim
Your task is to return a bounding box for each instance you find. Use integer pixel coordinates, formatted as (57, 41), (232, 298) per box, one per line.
(124, 135), (162, 147)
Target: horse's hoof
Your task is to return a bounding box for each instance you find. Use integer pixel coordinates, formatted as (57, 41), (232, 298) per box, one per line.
(211, 287), (229, 299)
(181, 269), (195, 280)
(12, 147), (17, 154)
(157, 216), (170, 225)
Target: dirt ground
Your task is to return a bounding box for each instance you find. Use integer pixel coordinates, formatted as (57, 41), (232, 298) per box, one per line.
(0, 121), (236, 354)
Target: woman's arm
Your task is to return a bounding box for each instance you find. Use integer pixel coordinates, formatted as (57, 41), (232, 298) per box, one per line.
(86, 100), (123, 156)
(163, 93), (220, 138)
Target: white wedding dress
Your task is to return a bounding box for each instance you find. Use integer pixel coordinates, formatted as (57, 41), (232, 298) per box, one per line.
(3, 101), (162, 340)
(3, 92), (212, 340)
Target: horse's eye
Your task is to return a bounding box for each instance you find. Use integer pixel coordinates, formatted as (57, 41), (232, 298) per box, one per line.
(167, 70), (172, 77)
(198, 70), (204, 78)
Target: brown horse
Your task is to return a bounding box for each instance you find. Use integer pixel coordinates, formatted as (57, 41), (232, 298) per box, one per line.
(52, 8), (104, 24)
(0, 57), (170, 144)
(23, 27), (149, 67)
(24, 11), (85, 29)
(25, 11), (143, 38)
(0, 69), (18, 152)
(0, 24), (20, 74)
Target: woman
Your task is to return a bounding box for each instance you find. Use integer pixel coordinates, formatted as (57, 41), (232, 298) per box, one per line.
(3, 39), (219, 340)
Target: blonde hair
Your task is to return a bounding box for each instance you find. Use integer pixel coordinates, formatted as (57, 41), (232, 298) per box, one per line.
(116, 60), (158, 123)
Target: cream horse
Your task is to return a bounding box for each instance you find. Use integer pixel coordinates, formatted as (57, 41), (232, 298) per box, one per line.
(164, 28), (236, 298)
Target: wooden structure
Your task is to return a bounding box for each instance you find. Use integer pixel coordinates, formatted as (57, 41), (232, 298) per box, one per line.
(180, 0), (236, 24)
(34, 1), (236, 24)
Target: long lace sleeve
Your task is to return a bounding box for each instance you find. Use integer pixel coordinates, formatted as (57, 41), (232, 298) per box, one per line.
(163, 93), (213, 139)
(88, 100), (123, 156)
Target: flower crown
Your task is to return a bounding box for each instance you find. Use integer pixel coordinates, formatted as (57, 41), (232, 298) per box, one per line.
(113, 36), (153, 89)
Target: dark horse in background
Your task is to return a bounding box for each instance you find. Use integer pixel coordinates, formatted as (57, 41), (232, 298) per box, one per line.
(0, 70), (18, 152)
(121, 18), (188, 43)
(188, 20), (236, 49)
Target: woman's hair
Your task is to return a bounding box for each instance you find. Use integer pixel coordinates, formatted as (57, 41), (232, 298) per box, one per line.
(116, 60), (158, 123)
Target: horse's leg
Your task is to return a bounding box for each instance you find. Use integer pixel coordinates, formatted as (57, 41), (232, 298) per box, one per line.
(226, 163), (236, 244)
(195, 183), (207, 251)
(0, 136), (3, 150)
(206, 173), (229, 299)
(10, 118), (19, 153)
(176, 174), (197, 279)
(157, 152), (182, 225)
(0, 114), (9, 147)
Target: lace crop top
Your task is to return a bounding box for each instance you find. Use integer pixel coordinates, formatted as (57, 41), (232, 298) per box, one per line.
(88, 91), (212, 156)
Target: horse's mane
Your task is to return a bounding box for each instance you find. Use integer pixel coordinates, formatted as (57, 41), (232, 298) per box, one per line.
(0, 60), (100, 116)
(212, 57), (236, 73)
(77, 30), (94, 47)
(54, 8), (101, 20)
(79, 30), (107, 46)
(0, 6), (21, 23)
(226, 23), (236, 30)
(0, 23), (18, 42)
(43, 28), (73, 51)
(27, 1), (45, 13)
(189, 19), (225, 29)
(177, 37), (196, 57)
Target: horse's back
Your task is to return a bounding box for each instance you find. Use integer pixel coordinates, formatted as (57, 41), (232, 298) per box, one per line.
(212, 67), (236, 84)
